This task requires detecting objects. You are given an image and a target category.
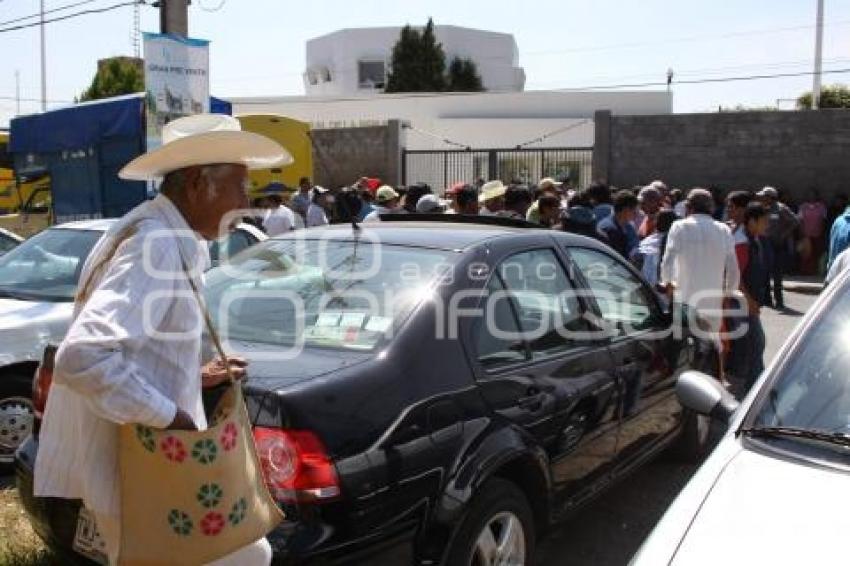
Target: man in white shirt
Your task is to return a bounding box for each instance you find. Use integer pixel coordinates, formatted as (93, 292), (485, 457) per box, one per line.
(262, 195), (299, 235)
(34, 114), (291, 566)
(306, 186), (332, 227)
(364, 185), (403, 222)
(660, 188), (740, 349)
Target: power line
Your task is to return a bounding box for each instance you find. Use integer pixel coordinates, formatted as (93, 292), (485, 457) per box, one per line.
(403, 123), (472, 150)
(515, 119), (592, 149)
(0, 0), (103, 27)
(0, 0), (144, 33)
(558, 67), (850, 92)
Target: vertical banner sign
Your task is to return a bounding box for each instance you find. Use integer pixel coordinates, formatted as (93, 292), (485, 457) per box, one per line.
(143, 32), (210, 152)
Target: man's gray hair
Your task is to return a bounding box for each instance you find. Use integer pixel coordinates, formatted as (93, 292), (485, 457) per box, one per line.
(160, 164), (238, 198)
(686, 188), (715, 215)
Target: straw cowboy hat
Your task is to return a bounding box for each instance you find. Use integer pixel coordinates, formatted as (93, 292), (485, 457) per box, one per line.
(479, 180), (507, 204)
(119, 114), (293, 181)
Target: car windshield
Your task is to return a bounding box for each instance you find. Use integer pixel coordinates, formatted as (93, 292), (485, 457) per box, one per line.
(0, 228), (103, 302)
(750, 283), (850, 447)
(205, 238), (455, 351)
(0, 233), (19, 255)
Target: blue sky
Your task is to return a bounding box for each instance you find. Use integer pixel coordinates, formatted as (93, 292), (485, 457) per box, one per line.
(2, 0), (850, 126)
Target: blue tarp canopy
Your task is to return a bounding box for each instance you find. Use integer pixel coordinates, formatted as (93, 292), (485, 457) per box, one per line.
(9, 94), (145, 154)
(10, 94), (232, 154)
(7, 94), (233, 222)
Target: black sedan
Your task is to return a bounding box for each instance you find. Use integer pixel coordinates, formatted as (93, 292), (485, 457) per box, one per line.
(16, 219), (717, 565)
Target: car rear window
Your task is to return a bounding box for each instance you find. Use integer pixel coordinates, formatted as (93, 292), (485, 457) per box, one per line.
(205, 238), (455, 351)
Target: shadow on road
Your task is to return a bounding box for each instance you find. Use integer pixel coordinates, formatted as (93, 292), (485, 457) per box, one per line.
(537, 427), (723, 566)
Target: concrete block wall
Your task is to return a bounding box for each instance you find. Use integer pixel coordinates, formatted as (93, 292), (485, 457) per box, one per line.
(309, 120), (402, 189)
(593, 109), (850, 201)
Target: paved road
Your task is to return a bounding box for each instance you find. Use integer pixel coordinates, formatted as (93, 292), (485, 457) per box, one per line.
(537, 289), (818, 565)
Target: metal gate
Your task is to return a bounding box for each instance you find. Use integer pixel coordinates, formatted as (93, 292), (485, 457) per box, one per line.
(402, 147), (593, 193)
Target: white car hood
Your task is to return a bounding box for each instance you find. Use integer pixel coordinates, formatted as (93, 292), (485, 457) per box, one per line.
(0, 297), (73, 366)
(672, 446), (850, 565)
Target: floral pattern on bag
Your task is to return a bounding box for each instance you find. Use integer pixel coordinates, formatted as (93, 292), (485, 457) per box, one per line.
(197, 483), (224, 508)
(167, 509), (193, 536)
(220, 422), (238, 452)
(135, 425), (156, 453)
(200, 512), (226, 536)
(161, 436), (188, 463)
(192, 438), (218, 465)
(228, 497), (248, 526)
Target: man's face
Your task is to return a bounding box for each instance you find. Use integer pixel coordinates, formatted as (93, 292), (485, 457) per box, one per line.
(187, 164), (249, 240)
(641, 198), (661, 215)
(620, 206), (637, 224)
(486, 196), (505, 212)
(727, 200), (744, 224)
(300, 181), (311, 192)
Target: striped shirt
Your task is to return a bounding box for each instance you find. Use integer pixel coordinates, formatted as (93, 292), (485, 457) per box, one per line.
(35, 194), (210, 519)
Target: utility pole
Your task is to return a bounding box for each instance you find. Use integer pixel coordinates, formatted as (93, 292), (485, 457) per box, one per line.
(813, 0), (825, 109)
(159, 0), (189, 37)
(40, 0), (46, 112)
(15, 71), (20, 115)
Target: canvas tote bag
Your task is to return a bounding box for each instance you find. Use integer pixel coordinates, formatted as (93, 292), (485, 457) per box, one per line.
(77, 222), (284, 565)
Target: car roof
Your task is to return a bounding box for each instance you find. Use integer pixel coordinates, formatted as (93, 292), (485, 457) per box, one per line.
(275, 221), (608, 252)
(51, 218), (118, 232)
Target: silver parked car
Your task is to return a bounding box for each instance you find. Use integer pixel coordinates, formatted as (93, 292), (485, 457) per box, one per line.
(632, 268), (850, 566)
(0, 219), (265, 465)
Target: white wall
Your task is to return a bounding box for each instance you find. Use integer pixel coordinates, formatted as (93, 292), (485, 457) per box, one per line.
(231, 89), (671, 149)
(304, 26), (525, 95)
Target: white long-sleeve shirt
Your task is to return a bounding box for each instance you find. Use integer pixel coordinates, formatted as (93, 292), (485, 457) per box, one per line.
(262, 204), (298, 235)
(35, 194), (210, 519)
(660, 214), (740, 333)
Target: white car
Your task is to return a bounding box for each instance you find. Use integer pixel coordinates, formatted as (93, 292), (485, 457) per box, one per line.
(0, 219), (265, 465)
(632, 267), (850, 566)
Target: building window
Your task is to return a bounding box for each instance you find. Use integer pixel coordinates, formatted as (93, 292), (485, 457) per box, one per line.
(358, 61), (386, 90)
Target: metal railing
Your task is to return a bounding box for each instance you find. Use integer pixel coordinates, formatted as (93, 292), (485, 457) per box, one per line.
(402, 147), (593, 194)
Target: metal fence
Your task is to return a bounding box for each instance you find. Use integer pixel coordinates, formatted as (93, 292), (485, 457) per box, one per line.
(402, 147), (593, 194)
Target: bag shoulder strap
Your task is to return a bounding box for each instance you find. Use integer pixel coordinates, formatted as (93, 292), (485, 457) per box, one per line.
(174, 250), (234, 383)
(75, 220), (143, 306)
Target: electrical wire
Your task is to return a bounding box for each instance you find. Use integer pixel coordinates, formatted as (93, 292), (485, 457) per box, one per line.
(0, 0), (106, 27)
(402, 123), (472, 150)
(0, 0), (144, 33)
(514, 119), (592, 149)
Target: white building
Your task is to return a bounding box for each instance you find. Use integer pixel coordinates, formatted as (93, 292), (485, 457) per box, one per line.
(228, 25), (672, 153)
(303, 25), (525, 95)
(230, 90), (671, 149)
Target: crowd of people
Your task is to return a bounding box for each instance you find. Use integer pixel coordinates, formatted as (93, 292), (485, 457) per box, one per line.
(251, 174), (850, 399)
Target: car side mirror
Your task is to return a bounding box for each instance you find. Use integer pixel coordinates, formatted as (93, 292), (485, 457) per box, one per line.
(676, 370), (739, 423)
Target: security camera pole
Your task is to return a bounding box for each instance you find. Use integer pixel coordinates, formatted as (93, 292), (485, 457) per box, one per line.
(159, 0), (189, 36)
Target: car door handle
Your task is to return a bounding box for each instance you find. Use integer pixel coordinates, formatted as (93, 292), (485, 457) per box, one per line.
(517, 393), (545, 411)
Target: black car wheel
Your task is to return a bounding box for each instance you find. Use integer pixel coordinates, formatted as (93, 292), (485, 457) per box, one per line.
(446, 478), (536, 566)
(0, 374), (35, 468)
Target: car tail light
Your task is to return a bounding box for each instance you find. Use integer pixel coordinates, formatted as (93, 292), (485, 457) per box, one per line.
(32, 344), (57, 425)
(252, 427), (341, 503)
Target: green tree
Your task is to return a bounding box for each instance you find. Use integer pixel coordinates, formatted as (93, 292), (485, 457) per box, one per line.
(797, 84), (850, 109)
(386, 18), (446, 92)
(79, 58), (143, 102)
(447, 57), (484, 92)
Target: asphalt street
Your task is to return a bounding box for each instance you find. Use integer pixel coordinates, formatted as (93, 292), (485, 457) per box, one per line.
(536, 288), (819, 566)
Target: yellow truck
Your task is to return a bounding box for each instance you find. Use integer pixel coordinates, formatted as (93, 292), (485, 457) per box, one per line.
(0, 132), (51, 237)
(236, 114), (313, 200)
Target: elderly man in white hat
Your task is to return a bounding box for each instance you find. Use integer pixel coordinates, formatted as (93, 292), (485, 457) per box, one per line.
(479, 180), (507, 216)
(34, 114), (292, 565)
